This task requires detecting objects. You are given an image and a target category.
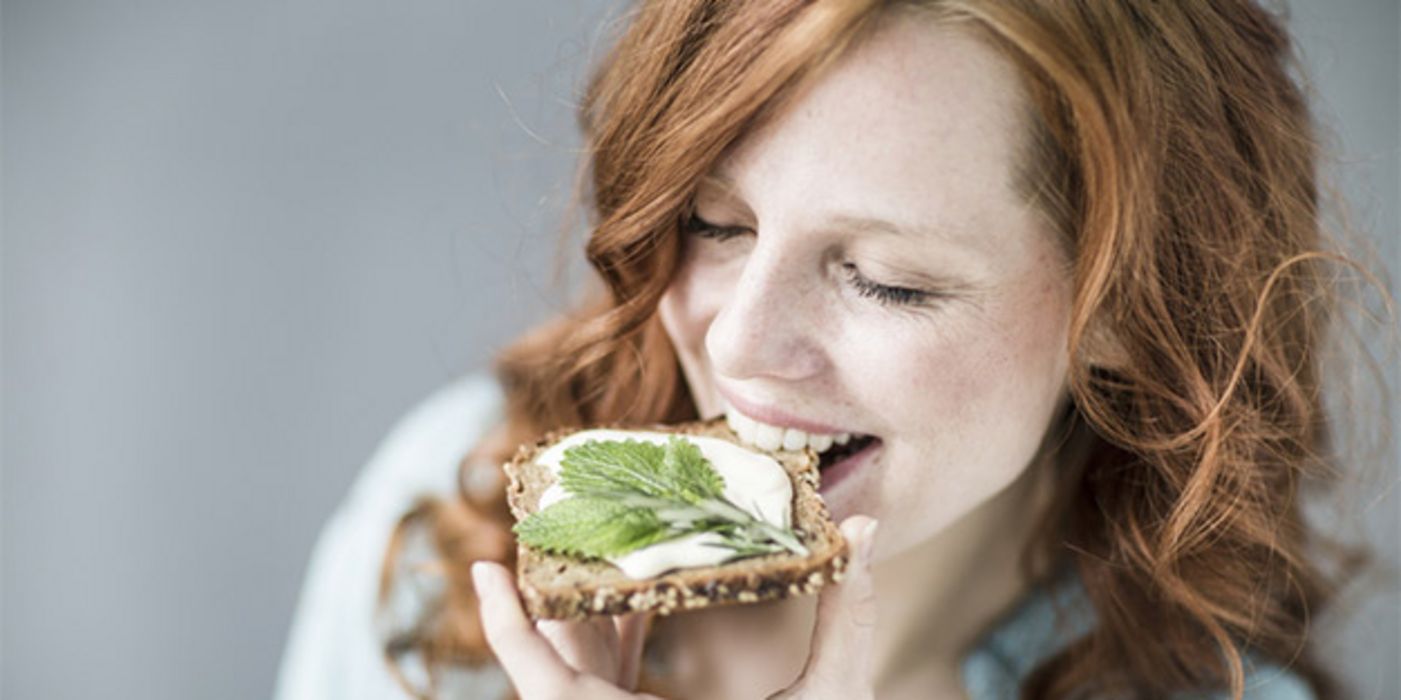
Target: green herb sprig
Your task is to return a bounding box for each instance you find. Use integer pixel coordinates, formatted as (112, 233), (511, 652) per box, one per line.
(513, 436), (808, 562)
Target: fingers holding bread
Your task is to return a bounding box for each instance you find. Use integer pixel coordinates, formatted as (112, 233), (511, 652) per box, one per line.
(533, 615), (620, 683)
(473, 560), (666, 699)
(471, 560), (575, 696)
(768, 516), (880, 700)
(810, 517), (880, 683)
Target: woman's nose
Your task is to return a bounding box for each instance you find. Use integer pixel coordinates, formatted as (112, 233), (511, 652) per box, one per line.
(703, 245), (826, 383)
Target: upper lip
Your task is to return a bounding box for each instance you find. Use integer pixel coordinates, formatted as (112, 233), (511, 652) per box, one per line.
(716, 385), (859, 436)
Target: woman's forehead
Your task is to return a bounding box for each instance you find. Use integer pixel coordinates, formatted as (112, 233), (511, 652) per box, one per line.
(698, 17), (1037, 258)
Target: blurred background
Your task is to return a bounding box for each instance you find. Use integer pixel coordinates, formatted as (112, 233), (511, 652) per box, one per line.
(2, 1), (1396, 698)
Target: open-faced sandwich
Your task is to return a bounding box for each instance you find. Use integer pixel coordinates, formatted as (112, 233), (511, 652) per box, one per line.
(502, 417), (849, 620)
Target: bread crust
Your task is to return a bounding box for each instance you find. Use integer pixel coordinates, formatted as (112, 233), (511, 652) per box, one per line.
(503, 418), (849, 621)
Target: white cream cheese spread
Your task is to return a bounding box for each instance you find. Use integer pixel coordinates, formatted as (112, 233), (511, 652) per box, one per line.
(534, 429), (793, 579)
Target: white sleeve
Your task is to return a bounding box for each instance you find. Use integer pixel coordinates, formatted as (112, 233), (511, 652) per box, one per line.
(272, 373), (507, 700)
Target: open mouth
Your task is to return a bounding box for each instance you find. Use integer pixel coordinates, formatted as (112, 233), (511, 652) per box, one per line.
(818, 434), (878, 470)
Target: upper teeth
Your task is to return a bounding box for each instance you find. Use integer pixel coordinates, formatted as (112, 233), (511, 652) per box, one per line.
(724, 405), (851, 453)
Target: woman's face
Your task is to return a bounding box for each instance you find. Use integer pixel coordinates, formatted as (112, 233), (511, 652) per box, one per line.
(659, 16), (1073, 561)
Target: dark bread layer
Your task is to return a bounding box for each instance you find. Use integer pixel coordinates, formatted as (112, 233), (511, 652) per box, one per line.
(502, 418), (849, 621)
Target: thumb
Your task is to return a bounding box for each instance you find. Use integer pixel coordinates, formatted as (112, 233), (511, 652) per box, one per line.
(788, 515), (880, 696)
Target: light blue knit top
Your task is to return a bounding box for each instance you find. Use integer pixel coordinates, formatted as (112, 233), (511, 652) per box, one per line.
(960, 569), (1317, 699)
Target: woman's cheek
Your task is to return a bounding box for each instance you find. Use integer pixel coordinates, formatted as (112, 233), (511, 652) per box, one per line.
(661, 257), (728, 347)
(659, 256), (743, 412)
(849, 313), (985, 419)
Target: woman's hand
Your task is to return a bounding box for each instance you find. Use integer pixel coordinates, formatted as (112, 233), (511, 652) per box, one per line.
(764, 516), (880, 700)
(471, 515), (880, 699)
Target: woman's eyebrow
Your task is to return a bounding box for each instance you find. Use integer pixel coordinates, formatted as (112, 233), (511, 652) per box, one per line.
(820, 212), (965, 244)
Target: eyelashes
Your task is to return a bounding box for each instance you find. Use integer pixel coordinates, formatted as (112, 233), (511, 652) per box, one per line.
(680, 212), (748, 242)
(840, 263), (935, 307)
(680, 212), (940, 309)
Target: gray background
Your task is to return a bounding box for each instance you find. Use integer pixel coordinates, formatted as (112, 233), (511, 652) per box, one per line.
(1, 1), (1396, 699)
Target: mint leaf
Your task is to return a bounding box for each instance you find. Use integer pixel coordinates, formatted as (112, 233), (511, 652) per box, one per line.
(559, 437), (723, 504)
(658, 436), (725, 503)
(557, 438), (669, 500)
(512, 497), (675, 559)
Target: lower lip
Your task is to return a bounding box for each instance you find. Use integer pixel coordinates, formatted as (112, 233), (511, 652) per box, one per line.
(818, 438), (882, 493)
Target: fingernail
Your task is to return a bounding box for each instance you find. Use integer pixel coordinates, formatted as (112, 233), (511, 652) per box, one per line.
(860, 520), (879, 562)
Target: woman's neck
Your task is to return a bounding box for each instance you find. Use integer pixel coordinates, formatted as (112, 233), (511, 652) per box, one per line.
(871, 455), (1056, 694)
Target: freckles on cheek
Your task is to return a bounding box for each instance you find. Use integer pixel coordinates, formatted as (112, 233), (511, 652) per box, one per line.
(1010, 273), (1073, 388)
(870, 329), (991, 424)
(931, 343), (1002, 422)
(897, 289), (1068, 433)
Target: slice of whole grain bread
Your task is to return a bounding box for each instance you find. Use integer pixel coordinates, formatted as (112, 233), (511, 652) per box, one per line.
(502, 417), (849, 621)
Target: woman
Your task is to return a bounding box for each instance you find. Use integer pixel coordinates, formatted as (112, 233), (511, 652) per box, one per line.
(303, 1), (1376, 698)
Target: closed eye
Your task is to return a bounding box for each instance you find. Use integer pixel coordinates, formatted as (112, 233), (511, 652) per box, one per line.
(680, 213), (749, 242)
(682, 211), (941, 309)
(842, 263), (938, 307)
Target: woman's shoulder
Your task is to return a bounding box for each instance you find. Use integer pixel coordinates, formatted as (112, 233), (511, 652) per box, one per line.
(339, 371), (504, 512)
(1224, 663), (1317, 700)
(273, 371), (506, 700)
(960, 571), (1317, 699)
